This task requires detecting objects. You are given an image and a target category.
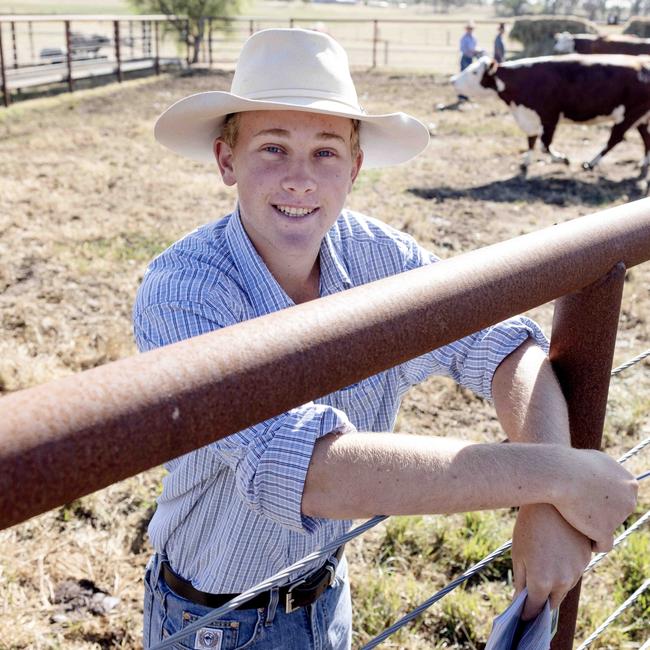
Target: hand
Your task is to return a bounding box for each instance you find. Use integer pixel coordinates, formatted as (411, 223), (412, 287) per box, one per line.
(554, 449), (638, 552)
(512, 503), (591, 620)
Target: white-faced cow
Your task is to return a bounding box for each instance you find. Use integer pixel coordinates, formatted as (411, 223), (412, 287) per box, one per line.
(451, 54), (650, 177)
(555, 32), (650, 56)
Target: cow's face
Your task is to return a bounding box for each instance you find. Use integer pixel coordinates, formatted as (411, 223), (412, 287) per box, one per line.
(554, 32), (575, 53)
(451, 56), (501, 98)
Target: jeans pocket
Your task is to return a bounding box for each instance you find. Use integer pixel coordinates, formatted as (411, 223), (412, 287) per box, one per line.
(160, 589), (264, 650)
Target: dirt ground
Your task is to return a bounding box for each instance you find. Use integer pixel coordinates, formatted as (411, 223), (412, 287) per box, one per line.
(0, 67), (649, 649)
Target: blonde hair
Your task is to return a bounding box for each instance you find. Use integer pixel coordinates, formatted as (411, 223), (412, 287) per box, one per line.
(220, 112), (361, 159)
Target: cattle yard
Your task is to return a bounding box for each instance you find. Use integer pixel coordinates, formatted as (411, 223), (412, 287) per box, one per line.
(1, 61), (649, 649)
(452, 54), (650, 179)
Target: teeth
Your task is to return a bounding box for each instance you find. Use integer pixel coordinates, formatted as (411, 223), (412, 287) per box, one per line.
(276, 205), (316, 217)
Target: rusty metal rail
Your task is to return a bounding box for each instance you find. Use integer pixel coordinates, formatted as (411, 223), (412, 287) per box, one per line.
(0, 198), (648, 532)
(1, 198), (649, 647)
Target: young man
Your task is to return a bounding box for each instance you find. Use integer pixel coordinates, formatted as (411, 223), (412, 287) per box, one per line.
(135, 28), (637, 649)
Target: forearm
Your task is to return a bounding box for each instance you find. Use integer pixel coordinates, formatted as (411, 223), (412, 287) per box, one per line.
(303, 432), (565, 519)
(492, 339), (570, 445)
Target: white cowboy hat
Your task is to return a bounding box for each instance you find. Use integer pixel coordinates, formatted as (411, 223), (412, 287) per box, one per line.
(154, 28), (429, 169)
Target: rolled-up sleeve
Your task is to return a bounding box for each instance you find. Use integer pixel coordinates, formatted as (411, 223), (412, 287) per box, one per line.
(134, 299), (357, 534)
(400, 316), (549, 401)
(396, 239), (549, 401)
(211, 404), (356, 533)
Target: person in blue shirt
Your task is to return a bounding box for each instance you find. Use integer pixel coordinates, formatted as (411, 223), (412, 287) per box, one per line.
(460, 21), (480, 71)
(458, 21), (481, 101)
(494, 22), (506, 63)
(136, 27), (637, 650)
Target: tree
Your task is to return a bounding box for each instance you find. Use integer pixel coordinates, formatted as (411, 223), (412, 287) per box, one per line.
(495, 0), (530, 16)
(129, 0), (241, 63)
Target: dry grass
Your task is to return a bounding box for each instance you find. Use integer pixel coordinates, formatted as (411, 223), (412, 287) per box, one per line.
(0, 63), (648, 649)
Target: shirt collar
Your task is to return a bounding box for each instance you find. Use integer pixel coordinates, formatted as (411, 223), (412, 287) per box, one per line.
(224, 206), (354, 314)
(224, 205), (294, 316)
(318, 223), (354, 296)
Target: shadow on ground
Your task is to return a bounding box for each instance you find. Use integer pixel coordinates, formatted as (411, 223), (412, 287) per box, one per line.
(409, 173), (646, 206)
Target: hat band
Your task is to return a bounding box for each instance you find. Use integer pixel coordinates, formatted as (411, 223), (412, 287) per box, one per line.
(237, 87), (362, 112)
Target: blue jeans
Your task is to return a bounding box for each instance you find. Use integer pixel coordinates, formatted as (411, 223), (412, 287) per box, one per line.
(460, 55), (473, 71)
(143, 553), (352, 649)
(458, 55), (473, 101)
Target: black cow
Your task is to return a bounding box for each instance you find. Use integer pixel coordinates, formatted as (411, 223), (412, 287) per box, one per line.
(451, 54), (650, 177)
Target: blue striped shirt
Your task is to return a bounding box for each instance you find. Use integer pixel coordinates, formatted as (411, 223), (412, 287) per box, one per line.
(133, 207), (547, 593)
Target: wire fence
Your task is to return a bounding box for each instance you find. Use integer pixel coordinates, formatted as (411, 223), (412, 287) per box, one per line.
(0, 13), (513, 106)
(149, 346), (650, 650)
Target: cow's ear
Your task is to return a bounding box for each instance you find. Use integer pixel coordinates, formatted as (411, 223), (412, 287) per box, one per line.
(487, 59), (499, 76)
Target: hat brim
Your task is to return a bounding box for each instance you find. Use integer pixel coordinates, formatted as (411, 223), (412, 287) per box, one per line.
(154, 91), (430, 169)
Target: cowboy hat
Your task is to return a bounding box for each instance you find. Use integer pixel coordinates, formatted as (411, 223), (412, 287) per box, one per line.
(154, 28), (429, 169)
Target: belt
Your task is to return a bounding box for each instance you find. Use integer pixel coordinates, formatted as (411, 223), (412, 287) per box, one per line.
(160, 545), (344, 614)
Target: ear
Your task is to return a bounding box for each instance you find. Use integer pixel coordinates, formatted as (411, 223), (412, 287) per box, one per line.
(214, 138), (237, 186)
(349, 149), (364, 190)
(487, 58), (499, 76)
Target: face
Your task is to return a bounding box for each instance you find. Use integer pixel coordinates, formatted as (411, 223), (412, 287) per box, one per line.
(214, 110), (363, 266)
(451, 57), (497, 99)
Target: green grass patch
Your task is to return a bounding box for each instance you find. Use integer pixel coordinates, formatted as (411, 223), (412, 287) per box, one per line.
(55, 233), (173, 270)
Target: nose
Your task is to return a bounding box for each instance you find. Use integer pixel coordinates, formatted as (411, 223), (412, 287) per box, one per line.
(281, 159), (317, 194)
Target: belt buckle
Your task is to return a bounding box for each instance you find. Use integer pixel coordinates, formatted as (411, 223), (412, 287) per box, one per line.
(324, 562), (336, 587)
(285, 577), (307, 614)
(285, 561), (337, 614)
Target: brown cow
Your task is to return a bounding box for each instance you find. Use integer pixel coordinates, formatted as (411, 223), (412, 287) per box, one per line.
(451, 54), (650, 177)
(555, 32), (650, 56)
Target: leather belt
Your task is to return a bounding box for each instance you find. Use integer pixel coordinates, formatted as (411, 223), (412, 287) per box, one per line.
(160, 545), (344, 614)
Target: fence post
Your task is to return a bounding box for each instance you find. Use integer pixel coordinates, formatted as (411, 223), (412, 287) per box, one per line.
(548, 262), (626, 650)
(249, 19), (254, 36)
(64, 20), (74, 93)
(28, 21), (34, 61)
(372, 19), (378, 68)
(0, 22), (9, 107)
(114, 20), (122, 83)
(154, 20), (160, 75)
(11, 21), (17, 69)
(208, 17), (212, 67)
(186, 18), (191, 65)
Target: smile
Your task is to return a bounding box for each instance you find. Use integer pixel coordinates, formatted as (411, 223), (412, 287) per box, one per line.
(275, 205), (317, 217)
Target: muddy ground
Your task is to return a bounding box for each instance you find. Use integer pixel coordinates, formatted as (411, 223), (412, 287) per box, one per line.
(0, 68), (648, 648)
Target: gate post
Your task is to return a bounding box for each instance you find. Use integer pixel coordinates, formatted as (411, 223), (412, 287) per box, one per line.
(114, 20), (122, 83)
(372, 20), (378, 68)
(0, 22), (9, 107)
(548, 262), (626, 649)
(64, 20), (74, 93)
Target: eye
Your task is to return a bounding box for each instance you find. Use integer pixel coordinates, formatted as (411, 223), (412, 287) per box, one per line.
(263, 145), (283, 154)
(316, 150), (336, 158)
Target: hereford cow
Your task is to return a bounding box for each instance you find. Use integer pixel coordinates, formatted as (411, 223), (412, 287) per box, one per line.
(554, 32), (650, 56)
(451, 54), (650, 176)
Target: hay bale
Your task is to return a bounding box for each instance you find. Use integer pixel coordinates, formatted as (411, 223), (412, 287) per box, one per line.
(623, 17), (650, 38)
(510, 15), (599, 57)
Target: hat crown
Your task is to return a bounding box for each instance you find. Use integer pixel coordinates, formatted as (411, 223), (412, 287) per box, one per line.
(231, 28), (360, 110)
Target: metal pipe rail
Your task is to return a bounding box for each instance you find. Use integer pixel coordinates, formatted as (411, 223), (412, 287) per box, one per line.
(0, 198), (648, 531)
(1, 198), (649, 648)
